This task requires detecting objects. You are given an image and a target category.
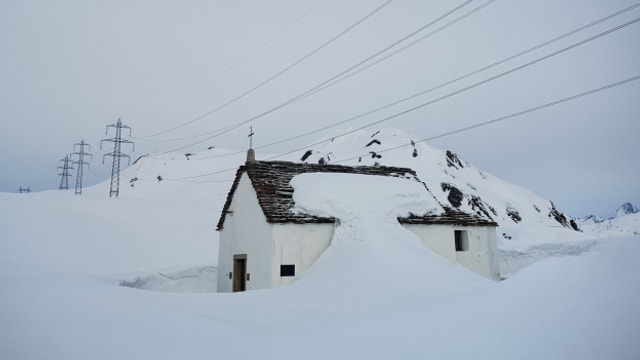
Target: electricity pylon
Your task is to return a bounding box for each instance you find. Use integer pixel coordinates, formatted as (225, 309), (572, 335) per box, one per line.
(101, 118), (135, 198)
(58, 155), (74, 190)
(17, 186), (31, 193)
(70, 140), (92, 195)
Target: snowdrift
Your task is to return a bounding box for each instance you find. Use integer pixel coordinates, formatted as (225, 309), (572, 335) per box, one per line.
(1, 187), (639, 359)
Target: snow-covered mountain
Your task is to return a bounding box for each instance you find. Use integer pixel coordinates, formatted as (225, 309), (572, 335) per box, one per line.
(578, 202), (640, 238)
(616, 202), (639, 217)
(119, 128), (590, 252)
(283, 129), (587, 247)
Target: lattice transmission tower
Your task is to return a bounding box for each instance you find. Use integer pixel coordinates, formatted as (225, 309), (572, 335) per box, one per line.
(70, 140), (93, 195)
(57, 155), (74, 190)
(101, 118), (135, 198)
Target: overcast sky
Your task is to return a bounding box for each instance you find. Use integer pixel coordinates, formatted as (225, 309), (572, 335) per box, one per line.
(1, 0), (638, 217)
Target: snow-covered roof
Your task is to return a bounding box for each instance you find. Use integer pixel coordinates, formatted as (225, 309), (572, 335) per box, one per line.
(216, 160), (497, 230)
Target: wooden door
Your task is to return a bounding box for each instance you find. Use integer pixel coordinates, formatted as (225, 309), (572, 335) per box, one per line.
(232, 255), (247, 292)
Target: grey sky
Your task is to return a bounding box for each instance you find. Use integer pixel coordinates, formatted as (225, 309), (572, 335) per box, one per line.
(1, 0), (638, 217)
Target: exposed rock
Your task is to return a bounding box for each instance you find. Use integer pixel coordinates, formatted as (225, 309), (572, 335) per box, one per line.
(506, 206), (522, 223)
(300, 150), (313, 162)
(616, 202), (639, 217)
(569, 219), (580, 231)
(441, 183), (463, 208)
(365, 139), (381, 147)
(468, 195), (494, 221)
(446, 150), (465, 169)
(548, 201), (579, 231)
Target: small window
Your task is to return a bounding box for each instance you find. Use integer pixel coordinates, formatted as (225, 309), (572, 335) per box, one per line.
(455, 230), (469, 252)
(280, 264), (296, 277)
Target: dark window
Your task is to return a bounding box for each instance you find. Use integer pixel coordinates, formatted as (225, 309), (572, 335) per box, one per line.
(280, 264), (296, 277)
(455, 230), (469, 252)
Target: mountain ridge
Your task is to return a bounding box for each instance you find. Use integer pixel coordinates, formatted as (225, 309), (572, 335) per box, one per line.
(616, 202), (639, 218)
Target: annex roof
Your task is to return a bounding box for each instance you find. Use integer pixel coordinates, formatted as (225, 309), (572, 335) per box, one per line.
(216, 160), (496, 230)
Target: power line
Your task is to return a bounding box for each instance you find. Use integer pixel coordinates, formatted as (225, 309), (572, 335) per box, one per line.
(260, 16), (640, 161)
(238, 1), (640, 155)
(333, 74), (640, 164)
(303, 1), (640, 101)
(131, 0), (327, 132)
(297, 0), (496, 103)
(139, 73), (640, 183)
(148, 0), (479, 153)
(169, 2), (640, 164)
(136, 0), (392, 140)
(133, 10), (640, 182)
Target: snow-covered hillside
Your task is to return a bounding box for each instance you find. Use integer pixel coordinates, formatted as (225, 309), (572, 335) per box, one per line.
(1, 173), (639, 359)
(578, 202), (640, 238)
(95, 128), (621, 278)
(279, 129), (587, 247)
(615, 202), (639, 217)
(120, 129), (589, 251)
(64, 127), (638, 277)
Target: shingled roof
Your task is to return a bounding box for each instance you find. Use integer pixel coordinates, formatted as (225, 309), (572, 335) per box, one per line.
(216, 160), (496, 230)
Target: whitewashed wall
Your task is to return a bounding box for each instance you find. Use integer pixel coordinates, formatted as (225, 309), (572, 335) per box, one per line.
(402, 224), (501, 280)
(217, 173), (273, 292)
(271, 223), (334, 287)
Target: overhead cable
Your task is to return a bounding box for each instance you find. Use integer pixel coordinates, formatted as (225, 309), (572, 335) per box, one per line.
(334, 74), (640, 163)
(262, 17), (640, 161)
(150, 0), (479, 153)
(181, 2), (640, 162)
(136, 0), (392, 140)
(144, 73), (640, 183)
(132, 0), (328, 139)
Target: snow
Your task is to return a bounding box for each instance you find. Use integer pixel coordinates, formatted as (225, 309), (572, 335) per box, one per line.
(290, 172), (442, 220)
(289, 172), (485, 297)
(2, 135), (640, 359)
(281, 128), (593, 250)
(579, 212), (640, 238)
(615, 202), (639, 218)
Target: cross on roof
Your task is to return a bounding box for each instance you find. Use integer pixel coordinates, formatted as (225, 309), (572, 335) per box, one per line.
(248, 126), (255, 149)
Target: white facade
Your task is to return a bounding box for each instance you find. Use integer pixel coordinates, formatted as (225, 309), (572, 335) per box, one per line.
(217, 172), (501, 292)
(217, 173), (334, 292)
(271, 223), (334, 288)
(402, 224), (501, 280)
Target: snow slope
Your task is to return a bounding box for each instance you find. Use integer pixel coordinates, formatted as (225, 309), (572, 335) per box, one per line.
(280, 129), (587, 248)
(578, 203), (640, 238)
(579, 212), (640, 238)
(1, 188), (639, 359)
(616, 202), (639, 217)
(79, 128), (624, 277)
(120, 129), (589, 251)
